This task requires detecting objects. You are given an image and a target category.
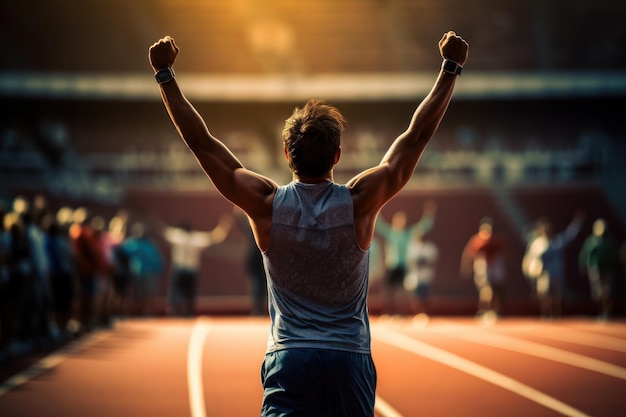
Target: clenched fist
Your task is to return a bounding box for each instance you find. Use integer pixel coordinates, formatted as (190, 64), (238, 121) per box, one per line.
(149, 36), (180, 71)
(439, 31), (469, 66)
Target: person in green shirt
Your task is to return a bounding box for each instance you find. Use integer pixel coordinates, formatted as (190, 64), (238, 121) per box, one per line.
(375, 200), (436, 316)
(579, 218), (620, 320)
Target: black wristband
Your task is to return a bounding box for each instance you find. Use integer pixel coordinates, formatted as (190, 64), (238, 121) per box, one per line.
(442, 59), (463, 76)
(155, 67), (176, 84)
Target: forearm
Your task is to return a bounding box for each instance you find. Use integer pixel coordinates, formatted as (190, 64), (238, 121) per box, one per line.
(413, 213), (435, 236)
(404, 70), (457, 149)
(378, 69), (457, 189)
(149, 36), (243, 176)
(563, 217), (583, 243)
(159, 79), (245, 185)
(349, 32), (467, 206)
(149, 36), (279, 221)
(159, 80), (214, 151)
(384, 31), (467, 164)
(210, 215), (233, 243)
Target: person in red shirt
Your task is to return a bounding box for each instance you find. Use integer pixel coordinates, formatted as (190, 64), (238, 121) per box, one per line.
(461, 217), (509, 319)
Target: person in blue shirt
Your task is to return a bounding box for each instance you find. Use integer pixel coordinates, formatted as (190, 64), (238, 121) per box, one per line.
(120, 222), (164, 316)
(529, 212), (584, 319)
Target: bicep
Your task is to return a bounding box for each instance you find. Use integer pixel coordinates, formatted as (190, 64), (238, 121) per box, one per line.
(220, 167), (277, 218)
(188, 136), (272, 198)
(348, 165), (395, 217)
(349, 136), (424, 215)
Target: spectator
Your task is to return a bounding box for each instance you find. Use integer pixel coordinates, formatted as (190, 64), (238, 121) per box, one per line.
(526, 212), (584, 319)
(375, 200), (436, 316)
(2, 209), (32, 354)
(43, 208), (77, 338)
(107, 213), (131, 318)
(163, 215), (232, 316)
(579, 218), (620, 320)
(405, 231), (438, 325)
(460, 217), (509, 319)
(21, 196), (54, 343)
(69, 207), (102, 332)
(90, 215), (116, 327)
(120, 222), (164, 316)
(1, 203), (16, 356)
(522, 219), (549, 295)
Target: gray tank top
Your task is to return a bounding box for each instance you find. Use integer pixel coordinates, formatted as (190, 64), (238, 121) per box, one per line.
(263, 181), (371, 354)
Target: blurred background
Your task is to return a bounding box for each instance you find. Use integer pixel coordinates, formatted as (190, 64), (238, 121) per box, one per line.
(1, 0), (625, 318)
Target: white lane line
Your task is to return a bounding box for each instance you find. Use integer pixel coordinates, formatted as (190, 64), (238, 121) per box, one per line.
(532, 327), (626, 353)
(0, 330), (110, 397)
(373, 326), (591, 417)
(186, 319), (404, 417)
(434, 325), (626, 381)
(188, 319), (212, 417)
(375, 394), (406, 417)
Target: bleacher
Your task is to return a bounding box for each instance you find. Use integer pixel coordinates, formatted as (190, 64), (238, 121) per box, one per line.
(1, 1), (625, 315)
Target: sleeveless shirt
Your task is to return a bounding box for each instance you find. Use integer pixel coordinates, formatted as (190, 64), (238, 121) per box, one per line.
(262, 181), (371, 354)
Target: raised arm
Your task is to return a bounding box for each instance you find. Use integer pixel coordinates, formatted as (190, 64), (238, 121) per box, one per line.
(148, 37), (277, 220)
(209, 213), (233, 244)
(348, 31), (468, 247)
(409, 200), (437, 236)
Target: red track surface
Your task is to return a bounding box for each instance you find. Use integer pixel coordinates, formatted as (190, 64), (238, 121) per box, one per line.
(1, 316), (625, 417)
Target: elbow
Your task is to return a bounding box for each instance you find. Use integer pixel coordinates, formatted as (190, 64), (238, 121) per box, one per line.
(179, 128), (209, 152)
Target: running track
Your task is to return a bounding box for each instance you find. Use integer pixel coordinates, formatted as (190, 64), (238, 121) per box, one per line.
(1, 316), (625, 416)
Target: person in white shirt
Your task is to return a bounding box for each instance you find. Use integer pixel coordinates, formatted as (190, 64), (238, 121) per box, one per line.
(164, 215), (231, 316)
(405, 232), (438, 323)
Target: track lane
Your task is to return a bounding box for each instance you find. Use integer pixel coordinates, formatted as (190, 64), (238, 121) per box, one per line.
(198, 317), (267, 416)
(0, 319), (193, 417)
(372, 324), (589, 417)
(492, 320), (626, 353)
(373, 318), (626, 416)
(1, 317), (625, 417)
(468, 324), (626, 370)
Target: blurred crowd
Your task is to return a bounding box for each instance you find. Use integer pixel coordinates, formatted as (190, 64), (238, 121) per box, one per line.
(3, 192), (626, 361)
(374, 202), (626, 325)
(0, 194), (165, 362)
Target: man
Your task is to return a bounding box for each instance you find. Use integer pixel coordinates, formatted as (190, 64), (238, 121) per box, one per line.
(163, 216), (231, 316)
(149, 31), (468, 416)
(405, 227), (439, 324)
(375, 201), (436, 315)
(120, 222), (165, 316)
(529, 212), (584, 319)
(460, 217), (509, 319)
(579, 218), (620, 320)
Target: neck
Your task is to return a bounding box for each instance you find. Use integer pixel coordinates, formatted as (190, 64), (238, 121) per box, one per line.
(293, 172), (333, 184)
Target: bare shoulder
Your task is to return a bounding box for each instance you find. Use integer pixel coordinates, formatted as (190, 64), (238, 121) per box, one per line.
(348, 169), (390, 250)
(232, 170), (277, 252)
(347, 164), (393, 219)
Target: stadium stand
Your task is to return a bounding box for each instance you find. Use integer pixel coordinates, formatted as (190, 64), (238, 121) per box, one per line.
(1, 1), (625, 315)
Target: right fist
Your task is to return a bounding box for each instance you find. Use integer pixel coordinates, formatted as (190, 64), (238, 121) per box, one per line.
(439, 31), (469, 66)
(149, 36), (179, 71)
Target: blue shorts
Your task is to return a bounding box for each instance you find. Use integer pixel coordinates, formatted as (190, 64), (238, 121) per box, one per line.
(261, 348), (377, 417)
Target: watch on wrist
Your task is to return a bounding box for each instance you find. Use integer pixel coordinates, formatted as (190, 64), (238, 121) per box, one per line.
(155, 67), (176, 84)
(442, 59), (463, 76)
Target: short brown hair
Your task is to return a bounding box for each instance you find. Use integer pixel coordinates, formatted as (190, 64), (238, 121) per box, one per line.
(282, 99), (346, 177)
